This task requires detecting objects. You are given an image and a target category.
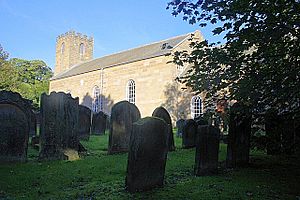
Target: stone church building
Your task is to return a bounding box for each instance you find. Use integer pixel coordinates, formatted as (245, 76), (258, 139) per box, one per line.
(49, 30), (205, 123)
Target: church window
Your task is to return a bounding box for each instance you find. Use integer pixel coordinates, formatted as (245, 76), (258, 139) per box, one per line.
(79, 43), (85, 56)
(92, 86), (100, 113)
(191, 96), (202, 118)
(61, 42), (65, 54)
(126, 79), (135, 104)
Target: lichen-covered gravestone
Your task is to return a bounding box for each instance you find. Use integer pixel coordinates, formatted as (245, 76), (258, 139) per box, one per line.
(176, 119), (185, 137)
(0, 90), (33, 163)
(91, 111), (107, 135)
(125, 117), (169, 193)
(78, 105), (91, 140)
(226, 102), (251, 168)
(108, 101), (141, 154)
(152, 106), (175, 151)
(182, 119), (197, 149)
(39, 92), (80, 160)
(194, 125), (220, 175)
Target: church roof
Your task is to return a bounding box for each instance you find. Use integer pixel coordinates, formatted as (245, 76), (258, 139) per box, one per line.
(51, 32), (194, 80)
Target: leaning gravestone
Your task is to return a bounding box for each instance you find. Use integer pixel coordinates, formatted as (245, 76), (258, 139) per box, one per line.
(182, 119), (197, 148)
(194, 125), (220, 175)
(126, 117), (169, 193)
(91, 111), (107, 135)
(108, 101), (141, 154)
(226, 102), (251, 168)
(39, 92), (80, 160)
(0, 90), (33, 163)
(152, 107), (175, 151)
(176, 119), (185, 137)
(78, 105), (91, 140)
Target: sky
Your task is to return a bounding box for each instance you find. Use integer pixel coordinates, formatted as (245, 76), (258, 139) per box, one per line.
(0, 0), (224, 70)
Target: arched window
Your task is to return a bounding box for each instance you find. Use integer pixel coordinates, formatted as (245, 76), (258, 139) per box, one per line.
(126, 79), (135, 104)
(61, 42), (65, 54)
(191, 96), (202, 118)
(79, 43), (85, 56)
(92, 86), (100, 113)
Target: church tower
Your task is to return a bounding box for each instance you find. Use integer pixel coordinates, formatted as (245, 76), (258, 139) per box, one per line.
(54, 31), (94, 75)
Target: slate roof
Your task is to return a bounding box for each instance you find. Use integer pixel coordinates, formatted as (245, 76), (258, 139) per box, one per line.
(51, 32), (193, 80)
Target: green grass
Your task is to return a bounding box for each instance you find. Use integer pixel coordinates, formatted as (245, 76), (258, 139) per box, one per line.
(0, 133), (300, 200)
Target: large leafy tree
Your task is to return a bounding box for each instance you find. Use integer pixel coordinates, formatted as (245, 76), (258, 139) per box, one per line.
(167, 0), (300, 116)
(0, 45), (53, 109)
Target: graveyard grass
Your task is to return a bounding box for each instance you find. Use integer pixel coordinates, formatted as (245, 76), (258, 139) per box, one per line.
(1, 132), (300, 199)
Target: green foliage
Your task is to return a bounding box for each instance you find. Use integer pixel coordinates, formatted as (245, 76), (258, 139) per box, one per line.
(0, 134), (300, 199)
(0, 45), (53, 109)
(167, 0), (300, 115)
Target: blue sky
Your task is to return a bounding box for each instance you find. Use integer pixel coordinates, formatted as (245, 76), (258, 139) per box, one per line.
(0, 0), (224, 70)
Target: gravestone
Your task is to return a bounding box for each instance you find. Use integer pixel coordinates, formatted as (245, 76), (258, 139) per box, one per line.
(78, 105), (91, 140)
(125, 117), (169, 193)
(194, 125), (220, 176)
(0, 91), (32, 163)
(265, 110), (281, 155)
(39, 92), (80, 160)
(182, 119), (197, 148)
(226, 102), (251, 168)
(91, 111), (107, 135)
(194, 116), (209, 126)
(152, 106), (175, 151)
(108, 101), (141, 154)
(176, 119), (185, 137)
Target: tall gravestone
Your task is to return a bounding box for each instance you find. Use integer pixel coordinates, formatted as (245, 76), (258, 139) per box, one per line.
(0, 91), (32, 163)
(78, 105), (91, 140)
(265, 110), (281, 155)
(29, 111), (37, 136)
(194, 125), (220, 175)
(91, 111), (107, 135)
(182, 119), (197, 148)
(152, 106), (175, 151)
(126, 117), (169, 193)
(39, 92), (80, 160)
(176, 119), (185, 137)
(108, 101), (141, 154)
(226, 102), (251, 168)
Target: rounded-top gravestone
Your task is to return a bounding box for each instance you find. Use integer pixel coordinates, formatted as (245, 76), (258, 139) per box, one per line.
(152, 106), (175, 151)
(0, 90), (33, 163)
(78, 105), (91, 140)
(182, 119), (197, 149)
(108, 101), (141, 154)
(91, 111), (108, 135)
(126, 117), (169, 193)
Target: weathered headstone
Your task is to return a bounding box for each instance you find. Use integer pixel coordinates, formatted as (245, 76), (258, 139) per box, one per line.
(182, 119), (197, 149)
(125, 117), (169, 193)
(31, 135), (39, 150)
(39, 92), (80, 160)
(226, 102), (251, 168)
(108, 101), (141, 154)
(91, 111), (107, 135)
(152, 106), (175, 151)
(0, 91), (32, 163)
(265, 110), (281, 155)
(176, 119), (185, 137)
(78, 105), (91, 140)
(194, 125), (220, 176)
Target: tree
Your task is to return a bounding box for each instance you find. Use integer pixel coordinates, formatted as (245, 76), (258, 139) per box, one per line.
(167, 0), (300, 116)
(0, 45), (53, 109)
(0, 45), (19, 91)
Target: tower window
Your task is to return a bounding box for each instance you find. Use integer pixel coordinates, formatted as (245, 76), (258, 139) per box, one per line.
(191, 96), (202, 118)
(92, 86), (100, 113)
(126, 79), (135, 104)
(61, 42), (65, 54)
(79, 43), (85, 56)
